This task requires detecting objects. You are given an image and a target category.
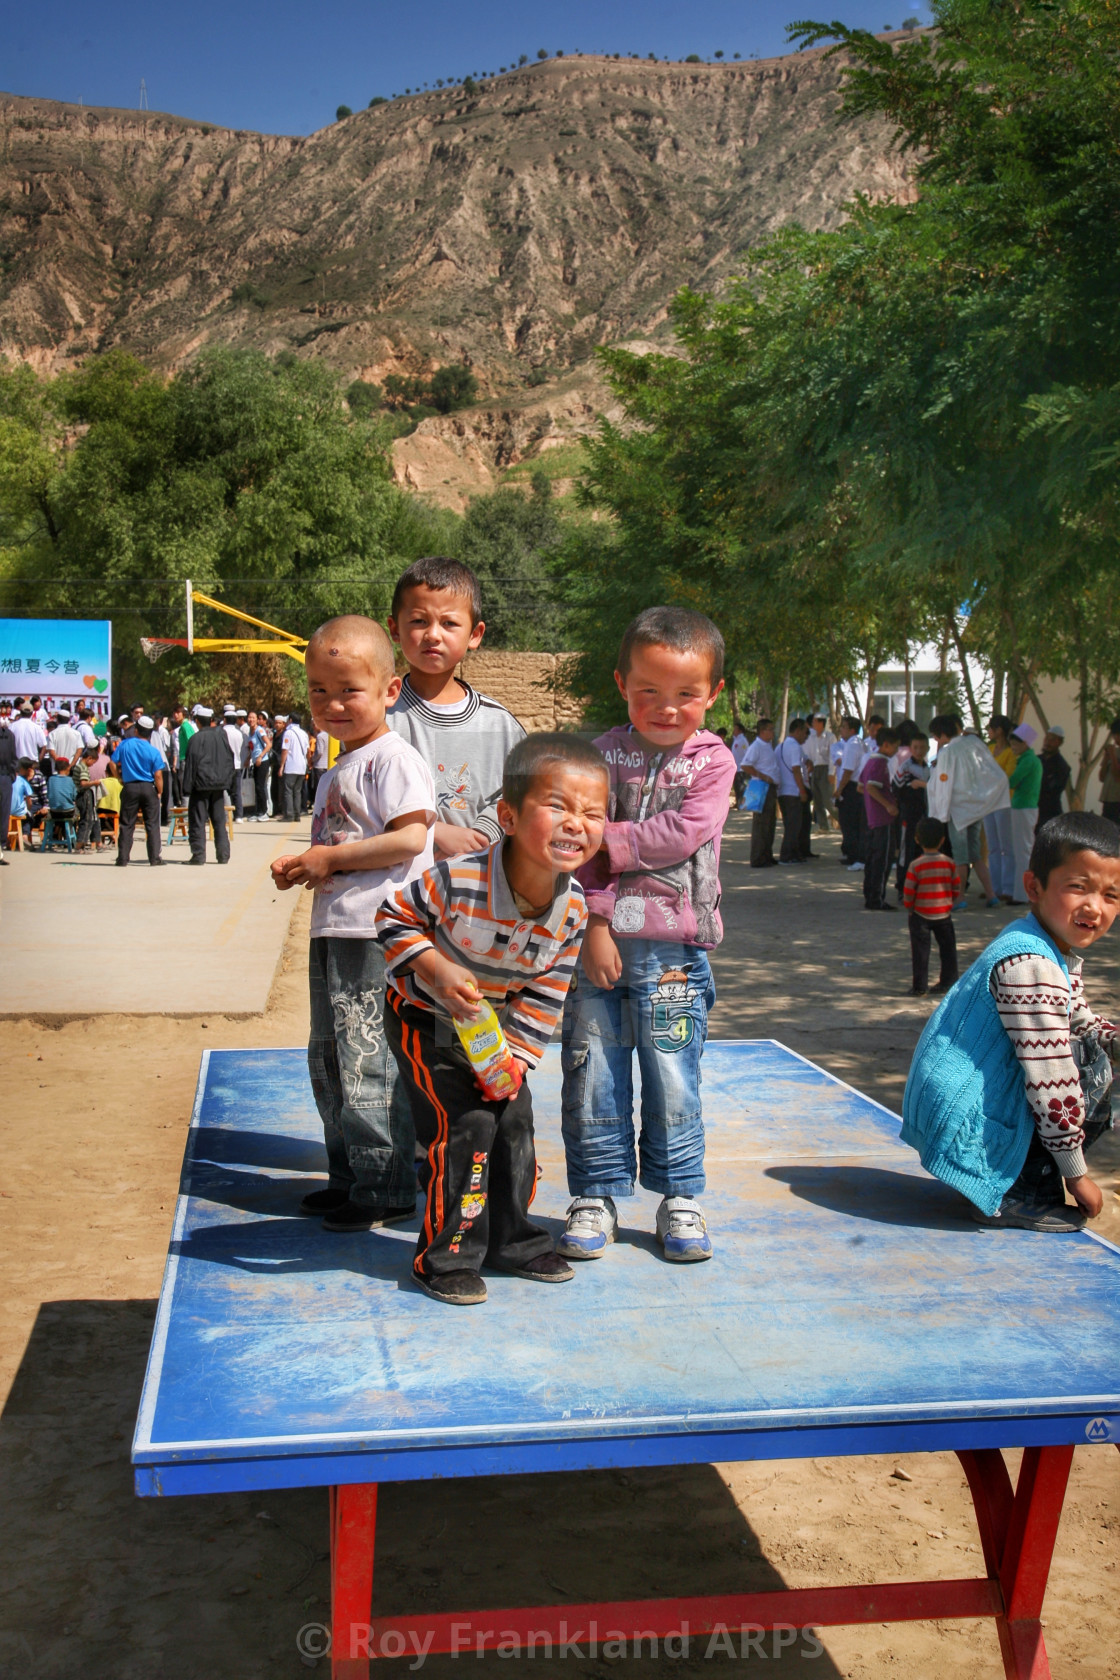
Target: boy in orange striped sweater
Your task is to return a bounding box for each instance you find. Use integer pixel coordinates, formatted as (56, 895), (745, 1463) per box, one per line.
(902, 818), (960, 996)
(376, 734), (609, 1306)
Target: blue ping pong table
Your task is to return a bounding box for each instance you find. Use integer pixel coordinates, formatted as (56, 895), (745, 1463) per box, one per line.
(134, 1042), (1120, 1679)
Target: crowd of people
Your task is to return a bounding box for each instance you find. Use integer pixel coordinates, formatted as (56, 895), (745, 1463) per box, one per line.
(0, 695), (330, 865)
(727, 705), (1106, 996)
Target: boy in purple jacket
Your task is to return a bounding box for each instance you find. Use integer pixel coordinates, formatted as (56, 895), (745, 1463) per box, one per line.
(559, 607), (737, 1263)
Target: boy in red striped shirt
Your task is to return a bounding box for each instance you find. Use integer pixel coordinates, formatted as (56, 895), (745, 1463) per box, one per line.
(377, 733), (609, 1306)
(902, 818), (960, 996)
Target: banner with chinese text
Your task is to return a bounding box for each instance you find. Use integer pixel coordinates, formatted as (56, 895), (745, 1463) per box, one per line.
(0, 619), (112, 714)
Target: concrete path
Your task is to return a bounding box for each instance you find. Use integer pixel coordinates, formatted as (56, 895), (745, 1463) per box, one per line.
(0, 815), (312, 1016)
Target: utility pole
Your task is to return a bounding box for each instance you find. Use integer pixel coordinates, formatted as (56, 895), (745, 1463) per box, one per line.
(139, 78), (149, 111)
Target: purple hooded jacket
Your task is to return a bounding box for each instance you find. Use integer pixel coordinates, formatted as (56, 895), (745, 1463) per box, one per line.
(577, 726), (737, 949)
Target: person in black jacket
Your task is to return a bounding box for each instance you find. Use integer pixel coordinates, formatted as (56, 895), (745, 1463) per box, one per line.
(1038, 727), (1072, 830)
(182, 707), (235, 865)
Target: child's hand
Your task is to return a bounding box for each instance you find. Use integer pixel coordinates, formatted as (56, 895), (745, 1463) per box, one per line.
(1068, 1174), (1104, 1218)
(270, 854), (299, 890)
(412, 951), (483, 1020)
(271, 846), (334, 890)
(582, 917), (623, 989)
(434, 821), (490, 858)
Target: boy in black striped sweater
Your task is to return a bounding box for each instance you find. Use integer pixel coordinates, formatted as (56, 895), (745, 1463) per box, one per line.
(377, 734), (609, 1305)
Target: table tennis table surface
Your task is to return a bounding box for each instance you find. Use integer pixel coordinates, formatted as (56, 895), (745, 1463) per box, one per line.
(133, 1042), (1120, 1497)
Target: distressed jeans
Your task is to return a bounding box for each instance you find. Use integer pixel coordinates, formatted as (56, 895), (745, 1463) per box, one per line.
(561, 939), (715, 1199)
(307, 937), (416, 1209)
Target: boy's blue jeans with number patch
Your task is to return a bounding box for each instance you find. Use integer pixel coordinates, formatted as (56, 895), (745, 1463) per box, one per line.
(561, 939), (715, 1199)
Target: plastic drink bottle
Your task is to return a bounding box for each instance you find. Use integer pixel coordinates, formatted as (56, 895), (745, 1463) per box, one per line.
(454, 1000), (523, 1100)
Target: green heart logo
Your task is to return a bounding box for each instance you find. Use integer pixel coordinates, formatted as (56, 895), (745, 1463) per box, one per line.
(93, 678), (109, 693)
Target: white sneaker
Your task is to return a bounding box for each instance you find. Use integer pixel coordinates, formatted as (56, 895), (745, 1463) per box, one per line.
(557, 1197), (617, 1259)
(656, 1196), (713, 1262)
(847, 861), (864, 871)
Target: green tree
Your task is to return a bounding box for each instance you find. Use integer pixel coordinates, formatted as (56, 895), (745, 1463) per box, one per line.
(429, 364), (478, 414)
(454, 480), (566, 650)
(335, 104), (352, 120)
(0, 351), (412, 701)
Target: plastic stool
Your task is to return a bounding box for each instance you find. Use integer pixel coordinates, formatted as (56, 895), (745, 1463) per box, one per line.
(43, 813), (77, 852)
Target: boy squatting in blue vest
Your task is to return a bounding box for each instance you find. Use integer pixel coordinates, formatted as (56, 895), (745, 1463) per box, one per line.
(902, 812), (1120, 1232)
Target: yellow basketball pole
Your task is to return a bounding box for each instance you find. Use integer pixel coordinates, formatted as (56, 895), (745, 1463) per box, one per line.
(187, 584), (308, 664)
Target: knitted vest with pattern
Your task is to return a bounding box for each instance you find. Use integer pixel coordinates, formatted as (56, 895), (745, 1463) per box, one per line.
(900, 913), (1070, 1216)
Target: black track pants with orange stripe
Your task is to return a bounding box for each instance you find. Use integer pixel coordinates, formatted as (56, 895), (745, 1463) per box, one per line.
(385, 995), (553, 1279)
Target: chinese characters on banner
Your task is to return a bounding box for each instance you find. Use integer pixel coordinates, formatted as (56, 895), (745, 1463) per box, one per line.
(0, 619), (112, 714)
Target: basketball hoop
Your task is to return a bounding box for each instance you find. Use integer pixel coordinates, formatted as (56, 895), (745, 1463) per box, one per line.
(140, 637), (186, 664)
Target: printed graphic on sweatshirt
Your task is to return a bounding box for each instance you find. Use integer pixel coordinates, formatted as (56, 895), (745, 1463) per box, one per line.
(612, 895), (647, 933)
(650, 967), (702, 1053)
(435, 760), (472, 815)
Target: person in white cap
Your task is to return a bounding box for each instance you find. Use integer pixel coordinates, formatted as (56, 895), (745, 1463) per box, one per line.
(182, 707), (235, 864)
(109, 716), (166, 866)
(1038, 726), (1071, 828)
(1007, 723), (1042, 902)
(222, 707), (246, 821)
(48, 710), (84, 768)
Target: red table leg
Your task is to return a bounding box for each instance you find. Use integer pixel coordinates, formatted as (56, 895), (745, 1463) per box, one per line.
(331, 1483), (378, 1680)
(957, 1445), (1074, 1680)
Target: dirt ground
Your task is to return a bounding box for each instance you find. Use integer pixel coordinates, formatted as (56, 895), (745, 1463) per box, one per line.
(1, 818), (1117, 1680)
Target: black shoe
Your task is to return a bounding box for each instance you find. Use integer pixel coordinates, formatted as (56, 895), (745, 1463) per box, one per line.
(931, 978), (958, 993)
(490, 1251), (575, 1283)
(298, 1186), (351, 1216)
(322, 1198), (416, 1232)
(906, 986), (929, 996)
(805, 851), (821, 859)
(114, 859), (128, 867)
(418, 1269), (488, 1305)
(150, 858), (168, 866)
(187, 856), (206, 865)
(972, 1197), (1086, 1233)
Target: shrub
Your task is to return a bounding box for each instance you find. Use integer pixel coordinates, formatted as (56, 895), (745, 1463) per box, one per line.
(345, 379), (383, 415)
(368, 95), (387, 106)
(231, 281), (270, 310)
(335, 104), (352, 120)
(537, 47), (548, 59)
(685, 53), (701, 63)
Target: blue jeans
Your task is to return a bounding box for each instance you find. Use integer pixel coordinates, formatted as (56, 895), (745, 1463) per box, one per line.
(308, 937), (416, 1209)
(561, 939), (714, 1199)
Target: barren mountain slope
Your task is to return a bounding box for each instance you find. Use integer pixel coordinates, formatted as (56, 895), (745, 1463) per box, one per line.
(0, 48), (913, 392)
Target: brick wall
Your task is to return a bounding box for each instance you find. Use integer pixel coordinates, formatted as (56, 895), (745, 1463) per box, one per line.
(459, 651), (586, 733)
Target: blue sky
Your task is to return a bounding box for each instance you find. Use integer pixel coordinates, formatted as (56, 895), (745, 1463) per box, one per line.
(8, 0), (929, 136)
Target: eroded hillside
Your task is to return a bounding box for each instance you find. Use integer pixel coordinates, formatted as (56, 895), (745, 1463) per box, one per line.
(0, 48), (912, 391)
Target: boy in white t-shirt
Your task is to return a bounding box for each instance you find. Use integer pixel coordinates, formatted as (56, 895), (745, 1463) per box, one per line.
(272, 616), (437, 1232)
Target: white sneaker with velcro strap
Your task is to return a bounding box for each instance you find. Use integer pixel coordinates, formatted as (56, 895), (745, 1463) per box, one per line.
(656, 1196), (713, 1262)
(557, 1196), (617, 1259)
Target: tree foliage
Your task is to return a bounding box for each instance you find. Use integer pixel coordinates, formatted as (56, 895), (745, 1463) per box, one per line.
(1, 351), (427, 700)
(555, 0), (1120, 784)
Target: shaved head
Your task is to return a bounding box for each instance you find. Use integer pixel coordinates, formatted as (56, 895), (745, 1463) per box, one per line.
(306, 615), (395, 684)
